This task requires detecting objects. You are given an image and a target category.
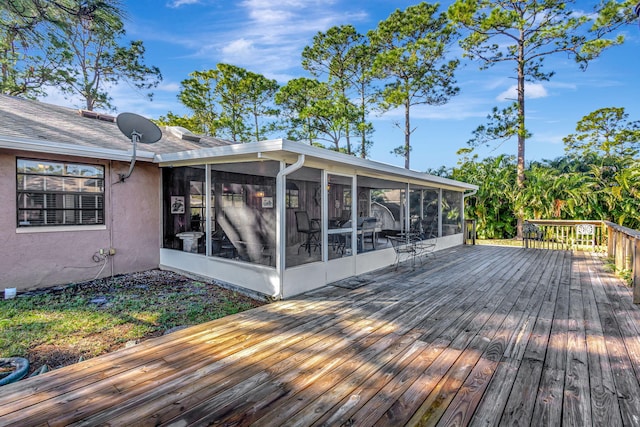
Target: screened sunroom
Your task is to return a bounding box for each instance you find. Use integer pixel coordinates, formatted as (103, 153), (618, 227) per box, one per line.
(156, 139), (477, 299)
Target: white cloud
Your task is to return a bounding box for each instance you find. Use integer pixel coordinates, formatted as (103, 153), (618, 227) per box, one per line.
(156, 82), (181, 92)
(38, 81), (179, 118)
(133, 0), (371, 82)
(376, 95), (491, 122)
(208, 0), (367, 77)
(497, 83), (548, 101)
(221, 38), (256, 63)
(167, 0), (201, 8)
(530, 131), (566, 146)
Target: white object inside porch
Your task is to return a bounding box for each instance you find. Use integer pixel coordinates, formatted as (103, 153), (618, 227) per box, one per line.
(176, 232), (204, 253)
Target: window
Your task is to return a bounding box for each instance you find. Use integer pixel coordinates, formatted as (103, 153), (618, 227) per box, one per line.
(442, 190), (462, 236)
(16, 159), (105, 227)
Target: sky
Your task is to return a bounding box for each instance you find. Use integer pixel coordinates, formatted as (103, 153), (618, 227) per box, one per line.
(42, 0), (640, 172)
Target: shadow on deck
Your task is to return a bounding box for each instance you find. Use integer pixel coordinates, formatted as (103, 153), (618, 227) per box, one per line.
(1, 245), (639, 426)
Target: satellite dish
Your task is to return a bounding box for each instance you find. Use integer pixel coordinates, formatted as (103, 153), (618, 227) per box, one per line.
(115, 112), (162, 182)
(117, 112), (162, 145)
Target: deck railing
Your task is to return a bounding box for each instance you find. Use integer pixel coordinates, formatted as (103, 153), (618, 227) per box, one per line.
(524, 219), (640, 301)
(464, 219), (476, 245)
(523, 219), (607, 251)
(605, 221), (640, 302)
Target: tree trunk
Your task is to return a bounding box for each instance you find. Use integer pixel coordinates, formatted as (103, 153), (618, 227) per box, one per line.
(343, 89), (352, 155)
(405, 98), (411, 169)
(360, 88), (366, 158)
(516, 38), (526, 239)
(254, 111), (259, 142)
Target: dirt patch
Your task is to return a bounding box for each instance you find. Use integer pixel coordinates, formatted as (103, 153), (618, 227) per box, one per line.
(5, 270), (265, 375)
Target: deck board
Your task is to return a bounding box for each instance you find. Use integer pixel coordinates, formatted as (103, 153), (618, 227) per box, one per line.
(1, 245), (639, 426)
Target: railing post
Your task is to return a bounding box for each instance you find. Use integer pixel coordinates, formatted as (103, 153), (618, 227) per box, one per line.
(472, 221), (476, 245)
(615, 230), (624, 272)
(608, 224), (614, 258)
(634, 238), (640, 304)
(464, 220), (477, 245)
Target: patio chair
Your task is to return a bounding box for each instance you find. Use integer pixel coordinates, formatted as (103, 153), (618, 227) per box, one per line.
(336, 209), (351, 227)
(413, 237), (436, 263)
(422, 218), (438, 239)
(295, 211), (320, 256)
(388, 235), (417, 270)
(574, 223), (596, 248)
(361, 217), (378, 251)
(211, 229), (237, 259)
(523, 221), (543, 248)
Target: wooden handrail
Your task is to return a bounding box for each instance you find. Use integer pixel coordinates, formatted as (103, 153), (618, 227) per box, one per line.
(523, 219), (607, 251)
(604, 221), (640, 302)
(523, 219), (639, 302)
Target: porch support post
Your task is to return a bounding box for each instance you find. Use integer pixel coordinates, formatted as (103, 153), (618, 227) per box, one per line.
(321, 171), (328, 261)
(205, 164), (212, 257)
(438, 189), (443, 238)
(352, 175), (358, 257)
(405, 183), (410, 239)
(275, 155), (305, 299)
(420, 190), (424, 232)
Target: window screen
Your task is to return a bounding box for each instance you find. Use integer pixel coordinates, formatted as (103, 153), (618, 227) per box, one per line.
(16, 159), (105, 227)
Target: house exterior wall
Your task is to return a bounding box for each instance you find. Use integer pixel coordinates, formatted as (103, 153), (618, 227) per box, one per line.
(0, 150), (160, 291)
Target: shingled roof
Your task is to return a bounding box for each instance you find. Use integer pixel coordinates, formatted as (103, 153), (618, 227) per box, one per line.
(0, 94), (234, 156)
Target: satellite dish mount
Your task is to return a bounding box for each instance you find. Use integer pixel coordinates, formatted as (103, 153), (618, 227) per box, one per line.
(116, 112), (162, 182)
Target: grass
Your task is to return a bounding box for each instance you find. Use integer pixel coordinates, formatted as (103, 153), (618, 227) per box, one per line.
(476, 238), (524, 247)
(0, 270), (264, 373)
(604, 257), (633, 287)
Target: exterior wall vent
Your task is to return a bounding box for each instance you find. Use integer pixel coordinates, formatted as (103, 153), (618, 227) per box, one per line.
(78, 110), (116, 122)
(167, 126), (201, 143)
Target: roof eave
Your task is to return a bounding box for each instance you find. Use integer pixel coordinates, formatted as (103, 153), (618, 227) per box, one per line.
(0, 136), (155, 162)
(155, 138), (478, 191)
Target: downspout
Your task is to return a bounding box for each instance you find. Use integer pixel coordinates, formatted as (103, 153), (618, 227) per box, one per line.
(463, 189), (478, 199)
(109, 160), (115, 277)
(275, 154), (305, 299)
(438, 189), (443, 238)
(462, 188), (478, 219)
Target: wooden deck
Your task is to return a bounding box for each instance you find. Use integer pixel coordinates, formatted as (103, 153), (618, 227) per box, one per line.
(2, 245), (640, 426)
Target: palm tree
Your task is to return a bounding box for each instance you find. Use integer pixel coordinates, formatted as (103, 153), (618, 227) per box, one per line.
(453, 155), (517, 238)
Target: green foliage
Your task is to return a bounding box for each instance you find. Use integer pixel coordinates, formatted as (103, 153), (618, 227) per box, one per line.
(243, 71), (279, 141)
(563, 107), (640, 159)
(1, 1), (114, 97)
(454, 106), (640, 237)
(302, 25), (360, 154)
(1, 1), (161, 110)
(275, 76), (354, 149)
(0, 22), (71, 97)
(369, 2), (460, 169)
(154, 112), (206, 134)
(302, 25), (377, 156)
(449, 0), (633, 205)
(178, 64), (279, 141)
(466, 102), (531, 148)
(453, 154), (518, 238)
(178, 69), (220, 136)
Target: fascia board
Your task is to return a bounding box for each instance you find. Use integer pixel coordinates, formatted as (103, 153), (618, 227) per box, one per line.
(155, 138), (477, 192)
(0, 136), (155, 162)
(154, 139), (285, 164)
(279, 140), (478, 191)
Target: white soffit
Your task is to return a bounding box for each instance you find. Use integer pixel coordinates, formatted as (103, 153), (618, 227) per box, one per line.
(155, 139), (478, 192)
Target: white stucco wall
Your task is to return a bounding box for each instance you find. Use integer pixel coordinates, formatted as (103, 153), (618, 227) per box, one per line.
(159, 249), (280, 297)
